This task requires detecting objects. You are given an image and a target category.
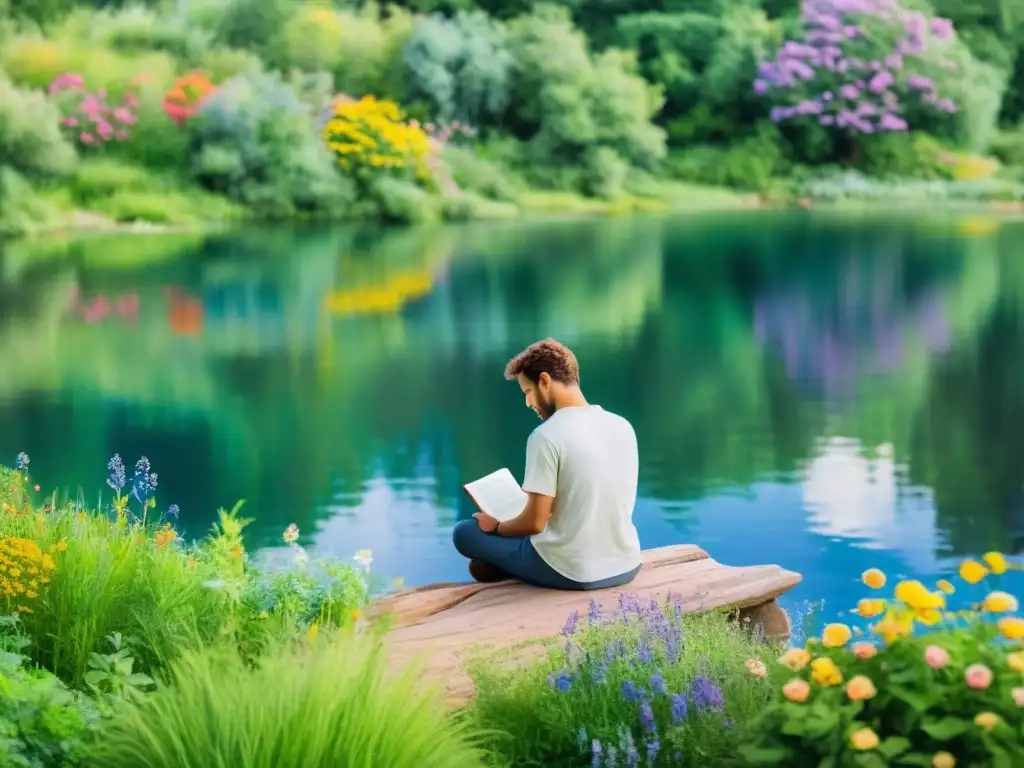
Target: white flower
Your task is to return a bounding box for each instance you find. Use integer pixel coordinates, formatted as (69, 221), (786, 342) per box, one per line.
(354, 549), (373, 569)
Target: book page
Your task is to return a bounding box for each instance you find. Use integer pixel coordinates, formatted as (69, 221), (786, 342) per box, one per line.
(463, 468), (528, 522)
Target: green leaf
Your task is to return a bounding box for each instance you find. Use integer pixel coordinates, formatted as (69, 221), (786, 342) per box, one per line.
(854, 753), (888, 768)
(737, 744), (795, 764)
(0, 652), (22, 672)
(888, 685), (935, 712)
(878, 736), (911, 759)
(83, 670), (107, 686)
(921, 717), (971, 741)
(894, 754), (933, 767)
(126, 673), (154, 688)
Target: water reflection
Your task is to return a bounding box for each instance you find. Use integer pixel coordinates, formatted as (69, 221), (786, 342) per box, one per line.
(1, 212), (1023, 624)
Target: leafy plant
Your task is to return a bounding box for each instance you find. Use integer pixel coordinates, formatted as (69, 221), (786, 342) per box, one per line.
(737, 557), (1024, 767)
(83, 632), (155, 703)
(88, 626), (487, 768)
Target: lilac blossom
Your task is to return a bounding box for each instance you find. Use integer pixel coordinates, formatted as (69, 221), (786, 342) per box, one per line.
(755, 0), (959, 134)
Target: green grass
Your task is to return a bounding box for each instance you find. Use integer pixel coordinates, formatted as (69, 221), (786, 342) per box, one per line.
(0, 463), (369, 688)
(464, 598), (777, 767)
(87, 626), (489, 768)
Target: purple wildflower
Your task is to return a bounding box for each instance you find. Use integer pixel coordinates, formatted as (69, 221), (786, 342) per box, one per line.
(589, 599), (601, 621)
(562, 610), (579, 636)
(691, 675), (724, 712)
(107, 454), (126, 491)
(636, 640), (653, 664)
(646, 738), (660, 763)
(15, 453), (29, 470)
(167, 504), (180, 519)
(591, 739), (602, 767)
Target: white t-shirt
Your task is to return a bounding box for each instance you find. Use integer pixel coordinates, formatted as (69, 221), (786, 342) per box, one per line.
(522, 404), (642, 583)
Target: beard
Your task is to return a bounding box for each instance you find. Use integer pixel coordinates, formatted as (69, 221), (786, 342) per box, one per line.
(535, 395), (556, 421)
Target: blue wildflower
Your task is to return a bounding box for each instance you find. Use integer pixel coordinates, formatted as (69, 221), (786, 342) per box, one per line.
(639, 701), (655, 731)
(670, 693), (688, 723)
(691, 675), (724, 712)
(636, 640), (653, 664)
(591, 738), (603, 767)
(649, 672), (666, 695)
(167, 504), (180, 519)
(646, 738), (660, 763)
(107, 454), (126, 492)
(621, 679), (643, 702)
(562, 610), (579, 636)
(556, 673), (572, 692)
(15, 453), (29, 470)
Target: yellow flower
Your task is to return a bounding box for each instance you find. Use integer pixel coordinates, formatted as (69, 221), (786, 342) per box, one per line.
(56, 539), (67, 552)
(862, 568), (886, 589)
(846, 675), (877, 701)
(974, 712), (1000, 731)
(1008, 651), (1024, 672)
(779, 648), (811, 670)
(932, 751), (955, 768)
(982, 591), (1019, 613)
(873, 613), (913, 644)
(959, 559), (988, 584)
(810, 657), (843, 687)
(782, 678), (810, 702)
(857, 599), (886, 618)
(998, 617), (1024, 641)
(983, 552), (1008, 575)
(850, 728), (879, 751)
(283, 524), (299, 544)
(894, 580), (944, 625)
(258, 611), (268, 619)
(936, 579), (955, 595)
(822, 623), (852, 648)
(351, 608), (362, 621)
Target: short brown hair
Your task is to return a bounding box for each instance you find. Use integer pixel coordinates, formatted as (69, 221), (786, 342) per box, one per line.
(504, 338), (580, 385)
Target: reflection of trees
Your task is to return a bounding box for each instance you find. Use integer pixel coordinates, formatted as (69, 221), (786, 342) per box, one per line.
(908, 240), (1024, 555)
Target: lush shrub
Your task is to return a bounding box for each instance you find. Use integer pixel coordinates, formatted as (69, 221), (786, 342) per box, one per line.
(276, 5), (344, 73)
(443, 144), (523, 202)
(798, 170), (1024, 202)
(504, 5), (667, 192)
(857, 132), (954, 179)
(214, 0), (291, 57)
(331, 5), (415, 102)
(987, 131), (1024, 168)
(402, 10), (513, 127)
(87, 5), (212, 61)
(466, 597), (774, 766)
(187, 71), (355, 219)
(666, 126), (788, 192)
(88, 627), (487, 768)
(0, 626), (102, 768)
(365, 176), (443, 225)
(738, 558), (1024, 767)
(0, 458), (370, 687)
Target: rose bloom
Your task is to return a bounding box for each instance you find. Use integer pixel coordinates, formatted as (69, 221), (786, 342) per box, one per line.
(965, 664), (993, 690)
(925, 644), (950, 670)
(852, 642), (878, 660)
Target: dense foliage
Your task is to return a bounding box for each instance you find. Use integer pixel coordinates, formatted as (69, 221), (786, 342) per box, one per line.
(3, 0), (1024, 235)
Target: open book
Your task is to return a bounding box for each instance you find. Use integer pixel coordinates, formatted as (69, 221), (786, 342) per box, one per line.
(463, 468), (528, 522)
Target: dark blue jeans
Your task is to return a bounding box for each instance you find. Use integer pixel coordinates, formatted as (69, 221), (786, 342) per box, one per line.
(451, 519), (641, 591)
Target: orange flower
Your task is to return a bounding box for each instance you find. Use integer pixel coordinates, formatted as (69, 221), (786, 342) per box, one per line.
(862, 568), (886, 589)
(782, 678), (810, 702)
(779, 648), (810, 670)
(846, 675), (877, 701)
(852, 642), (878, 659)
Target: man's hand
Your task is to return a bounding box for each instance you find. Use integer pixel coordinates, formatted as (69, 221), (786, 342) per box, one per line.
(473, 511), (499, 533)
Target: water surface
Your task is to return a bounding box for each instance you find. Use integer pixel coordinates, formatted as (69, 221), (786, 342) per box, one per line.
(2, 212), (1022, 629)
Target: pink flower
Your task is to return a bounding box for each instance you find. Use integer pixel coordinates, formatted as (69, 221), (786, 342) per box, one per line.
(925, 645), (949, 669)
(96, 121), (113, 139)
(113, 107), (136, 125)
(965, 664), (993, 690)
(125, 92), (139, 109)
(80, 132), (94, 144)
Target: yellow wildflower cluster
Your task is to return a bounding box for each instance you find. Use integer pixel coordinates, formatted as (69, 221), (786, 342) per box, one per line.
(323, 95), (432, 176)
(0, 535), (56, 614)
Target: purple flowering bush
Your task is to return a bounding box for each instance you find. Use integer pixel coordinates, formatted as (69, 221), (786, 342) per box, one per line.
(754, 0), (985, 162)
(466, 594), (773, 766)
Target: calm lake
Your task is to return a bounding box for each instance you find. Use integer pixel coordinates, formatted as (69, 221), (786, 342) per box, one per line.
(2, 211), (1022, 631)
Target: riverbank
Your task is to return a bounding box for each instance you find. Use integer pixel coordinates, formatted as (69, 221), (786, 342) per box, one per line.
(2, 457), (1023, 766)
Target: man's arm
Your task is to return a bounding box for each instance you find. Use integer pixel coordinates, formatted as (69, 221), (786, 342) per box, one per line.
(496, 431), (558, 536)
(495, 491), (554, 536)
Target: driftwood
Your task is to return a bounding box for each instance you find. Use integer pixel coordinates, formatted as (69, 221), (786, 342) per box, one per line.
(369, 544), (802, 705)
